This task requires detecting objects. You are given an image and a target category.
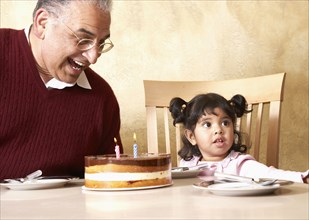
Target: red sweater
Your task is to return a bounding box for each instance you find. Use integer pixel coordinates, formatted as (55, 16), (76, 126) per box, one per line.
(0, 28), (123, 179)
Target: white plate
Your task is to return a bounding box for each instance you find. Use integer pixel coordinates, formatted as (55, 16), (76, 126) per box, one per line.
(193, 182), (280, 196)
(172, 170), (200, 179)
(0, 179), (70, 190)
(82, 182), (173, 191)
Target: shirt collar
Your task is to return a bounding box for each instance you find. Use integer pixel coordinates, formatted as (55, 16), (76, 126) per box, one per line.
(24, 26), (92, 90)
(45, 73), (91, 89)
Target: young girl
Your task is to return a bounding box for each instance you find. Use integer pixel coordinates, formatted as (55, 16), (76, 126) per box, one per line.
(169, 93), (309, 183)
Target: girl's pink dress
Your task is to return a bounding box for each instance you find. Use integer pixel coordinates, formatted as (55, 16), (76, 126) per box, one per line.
(180, 150), (308, 183)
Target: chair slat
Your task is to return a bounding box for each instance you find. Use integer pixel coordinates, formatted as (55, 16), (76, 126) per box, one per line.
(175, 123), (182, 166)
(246, 104), (253, 150)
(146, 106), (158, 153)
(267, 101), (281, 167)
(254, 103), (264, 161)
(163, 107), (171, 154)
(236, 117), (241, 131)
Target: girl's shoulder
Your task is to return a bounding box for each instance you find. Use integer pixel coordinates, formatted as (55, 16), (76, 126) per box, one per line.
(179, 152), (256, 168)
(221, 150), (256, 168)
(228, 150), (255, 160)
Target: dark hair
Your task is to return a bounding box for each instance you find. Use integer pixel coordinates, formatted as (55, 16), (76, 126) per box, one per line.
(32, 0), (112, 20)
(169, 93), (252, 161)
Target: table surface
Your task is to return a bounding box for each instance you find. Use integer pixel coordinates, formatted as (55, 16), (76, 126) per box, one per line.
(1, 177), (308, 219)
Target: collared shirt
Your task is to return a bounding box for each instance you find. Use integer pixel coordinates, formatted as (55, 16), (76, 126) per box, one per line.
(24, 26), (91, 90)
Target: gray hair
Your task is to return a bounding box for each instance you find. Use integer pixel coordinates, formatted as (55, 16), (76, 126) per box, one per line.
(32, 0), (112, 20)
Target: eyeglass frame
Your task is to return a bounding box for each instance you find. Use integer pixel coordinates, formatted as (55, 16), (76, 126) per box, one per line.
(60, 21), (114, 54)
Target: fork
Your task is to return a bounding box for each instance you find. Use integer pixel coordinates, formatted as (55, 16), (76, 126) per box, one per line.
(3, 170), (42, 184)
(172, 164), (209, 171)
(201, 172), (278, 186)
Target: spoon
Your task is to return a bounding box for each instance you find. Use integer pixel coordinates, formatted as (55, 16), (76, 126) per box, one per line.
(199, 172), (278, 186)
(3, 170), (42, 184)
(258, 179), (278, 186)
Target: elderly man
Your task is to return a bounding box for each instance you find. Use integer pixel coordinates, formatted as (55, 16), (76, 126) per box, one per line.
(0, 0), (123, 179)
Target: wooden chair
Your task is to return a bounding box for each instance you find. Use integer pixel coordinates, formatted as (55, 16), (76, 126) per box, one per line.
(143, 73), (286, 167)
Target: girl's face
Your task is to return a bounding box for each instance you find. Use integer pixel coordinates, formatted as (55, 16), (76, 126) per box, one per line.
(185, 107), (234, 161)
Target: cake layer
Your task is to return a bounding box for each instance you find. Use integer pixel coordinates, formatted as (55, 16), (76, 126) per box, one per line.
(85, 164), (170, 173)
(85, 178), (171, 188)
(85, 170), (170, 181)
(85, 154), (171, 167)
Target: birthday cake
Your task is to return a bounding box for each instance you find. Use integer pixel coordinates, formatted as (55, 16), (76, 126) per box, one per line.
(84, 153), (172, 189)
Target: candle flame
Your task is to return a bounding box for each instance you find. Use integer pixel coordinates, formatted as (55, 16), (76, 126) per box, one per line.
(114, 137), (117, 144)
(133, 132), (136, 141)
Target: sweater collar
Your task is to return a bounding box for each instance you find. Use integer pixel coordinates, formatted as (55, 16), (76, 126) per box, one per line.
(24, 26), (91, 90)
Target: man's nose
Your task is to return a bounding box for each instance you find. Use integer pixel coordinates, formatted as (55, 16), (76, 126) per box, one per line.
(82, 47), (101, 64)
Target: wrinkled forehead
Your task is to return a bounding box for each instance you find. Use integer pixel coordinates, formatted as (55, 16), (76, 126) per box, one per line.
(62, 1), (110, 22)
(60, 1), (111, 34)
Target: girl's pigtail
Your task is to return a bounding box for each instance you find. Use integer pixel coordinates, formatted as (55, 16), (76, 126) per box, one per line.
(229, 94), (252, 117)
(169, 97), (187, 126)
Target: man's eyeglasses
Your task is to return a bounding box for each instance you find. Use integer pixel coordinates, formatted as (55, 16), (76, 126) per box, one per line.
(61, 21), (114, 54)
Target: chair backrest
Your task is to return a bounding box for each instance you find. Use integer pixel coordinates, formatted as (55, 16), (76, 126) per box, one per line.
(144, 73), (286, 167)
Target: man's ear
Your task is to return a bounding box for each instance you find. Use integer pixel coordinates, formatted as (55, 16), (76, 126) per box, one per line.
(32, 8), (49, 39)
(184, 129), (197, 145)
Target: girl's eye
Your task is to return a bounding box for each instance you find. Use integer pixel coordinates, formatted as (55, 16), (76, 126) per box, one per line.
(222, 120), (231, 126)
(203, 122), (211, 128)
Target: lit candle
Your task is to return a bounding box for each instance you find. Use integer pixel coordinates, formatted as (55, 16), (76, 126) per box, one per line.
(133, 132), (138, 158)
(114, 137), (120, 159)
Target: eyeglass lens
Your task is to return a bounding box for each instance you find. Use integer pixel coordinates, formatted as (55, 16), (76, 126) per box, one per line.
(76, 39), (113, 53)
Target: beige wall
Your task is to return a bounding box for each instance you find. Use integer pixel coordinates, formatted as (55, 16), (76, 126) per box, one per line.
(1, 0), (308, 171)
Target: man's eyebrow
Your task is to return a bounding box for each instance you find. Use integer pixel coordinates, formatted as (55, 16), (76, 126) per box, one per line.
(76, 28), (95, 37)
(76, 28), (110, 40)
